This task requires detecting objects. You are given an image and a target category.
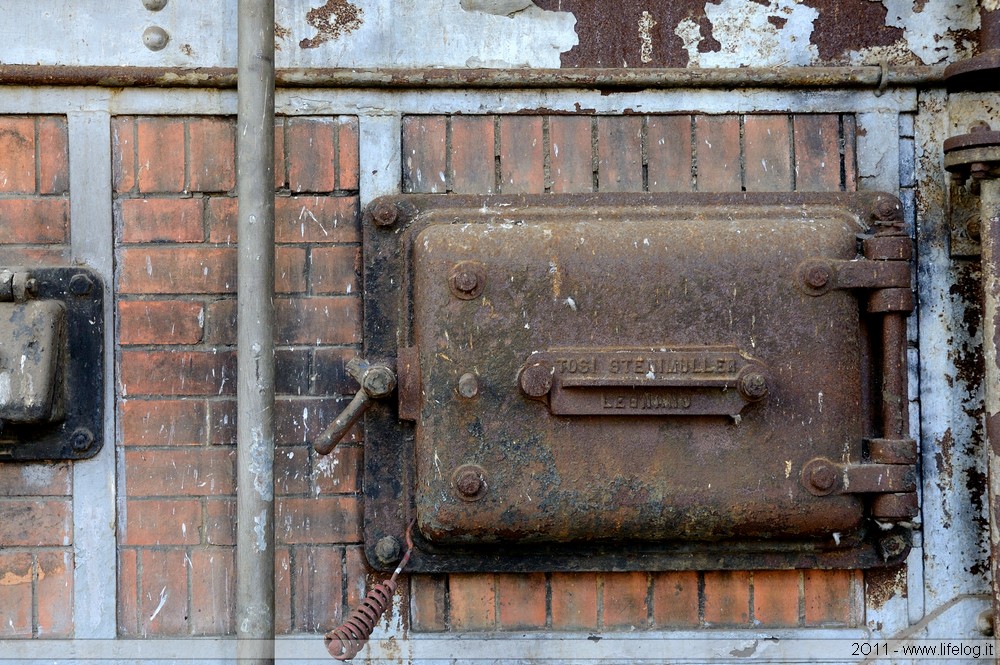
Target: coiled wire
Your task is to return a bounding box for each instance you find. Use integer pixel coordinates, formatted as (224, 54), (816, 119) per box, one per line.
(325, 522), (414, 661)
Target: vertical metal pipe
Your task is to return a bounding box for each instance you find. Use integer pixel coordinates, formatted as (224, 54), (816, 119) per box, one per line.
(236, 0), (275, 661)
(979, 178), (1000, 636)
(881, 314), (908, 440)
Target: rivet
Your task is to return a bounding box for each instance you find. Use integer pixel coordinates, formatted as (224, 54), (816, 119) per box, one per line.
(457, 373), (479, 399)
(142, 26), (170, 51)
(142, 0), (169, 10)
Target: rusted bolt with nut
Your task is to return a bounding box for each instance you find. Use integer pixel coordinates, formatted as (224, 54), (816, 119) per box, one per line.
(874, 196), (902, 222)
(453, 464), (487, 501)
(371, 200), (399, 228)
(519, 362), (553, 398)
(738, 370), (768, 402)
(457, 372), (479, 399)
(803, 265), (830, 289)
(362, 365), (396, 399)
(69, 273), (95, 296)
(70, 428), (95, 453)
(448, 261), (486, 300)
(878, 532), (909, 560)
(374, 536), (401, 564)
(802, 458), (838, 496)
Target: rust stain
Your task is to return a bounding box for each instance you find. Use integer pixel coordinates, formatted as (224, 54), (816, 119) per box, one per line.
(274, 22), (290, 51)
(865, 564), (907, 609)
(299, 0), (363, 50)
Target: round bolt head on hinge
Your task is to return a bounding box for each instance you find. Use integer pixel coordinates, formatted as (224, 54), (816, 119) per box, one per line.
(142, 26), (170, 51)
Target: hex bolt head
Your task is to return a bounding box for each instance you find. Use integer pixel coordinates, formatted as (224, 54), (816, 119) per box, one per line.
(739, 371), (768, 401)
(372, 201), (399, 228)
(457, 372), (479, 399)
(878, 532), (908, 560)
(70, 428), (95, 453)
(69, 273), (95, 296)
(374, 536), (401, 565)
(803, 265), (830, 289)
(362, 365), (396, 399)
(453, 464), (487, 501)
(520, 362), (553, 398)
(142, 26), (170, 51)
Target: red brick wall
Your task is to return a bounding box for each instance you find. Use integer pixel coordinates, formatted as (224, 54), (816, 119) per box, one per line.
(113, 115), (366, 635)
(0, 115), (74, 637)
(402, 113), (864, 632)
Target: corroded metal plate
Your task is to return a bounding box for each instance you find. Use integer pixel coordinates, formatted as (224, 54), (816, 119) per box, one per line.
(362, 193), (903, 572)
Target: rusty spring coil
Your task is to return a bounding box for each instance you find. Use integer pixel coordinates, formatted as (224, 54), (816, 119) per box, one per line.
(325, 522), (414, 661)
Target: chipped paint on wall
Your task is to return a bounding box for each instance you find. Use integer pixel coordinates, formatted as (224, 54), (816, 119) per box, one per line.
(870, 0), (979, 65)
(675, 0), (819, 67)
(0, 0), (577, 69)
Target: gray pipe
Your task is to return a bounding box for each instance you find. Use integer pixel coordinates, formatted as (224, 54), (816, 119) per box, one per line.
(235, 0), (276, 661)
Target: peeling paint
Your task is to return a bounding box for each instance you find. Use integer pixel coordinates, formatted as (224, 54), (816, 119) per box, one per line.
(675, 0), (819, 67)
(299, 0), (364, 49)
(872, 0), (979, 65)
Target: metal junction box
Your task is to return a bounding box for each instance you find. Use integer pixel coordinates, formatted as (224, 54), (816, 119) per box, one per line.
(360, 193), (916, 573)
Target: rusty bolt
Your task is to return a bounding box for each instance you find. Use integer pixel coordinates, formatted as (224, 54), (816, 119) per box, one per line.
(362, 365), (396, 399)
(454, 464), (487, 501)
(69, 273), (95, 296)
(968, 219), (982, 241)
(874, 197), (901, 222)
(458, 372), (479, 399)
(448, 262), (486, 300)
(808, 464), (837, 493)
(372, 201), (399, 228)
(453, 268), (479, 293)
(71, 428), (95, 453)
(375, 536), (401, 565)
(739, 371), (768, 401)
(971, 162), (992, 180)
(878, 533), (908, 560)
(520, 362), (553, 398)
(803, 264), (831, 290)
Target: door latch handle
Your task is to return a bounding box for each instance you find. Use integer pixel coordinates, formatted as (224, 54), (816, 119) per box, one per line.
(314, 358), (395, 455)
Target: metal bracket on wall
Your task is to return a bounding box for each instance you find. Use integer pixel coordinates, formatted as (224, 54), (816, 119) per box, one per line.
(0, 266), (104, 461)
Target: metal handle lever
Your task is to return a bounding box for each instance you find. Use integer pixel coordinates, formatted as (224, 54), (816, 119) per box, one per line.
(314, 359), (395, 455)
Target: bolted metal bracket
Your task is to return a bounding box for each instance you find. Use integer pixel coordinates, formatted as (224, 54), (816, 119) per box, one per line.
(0, 266), (104, 461)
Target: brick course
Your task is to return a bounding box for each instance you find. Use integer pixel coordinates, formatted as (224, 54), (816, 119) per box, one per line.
(115, 114), (362, 635)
